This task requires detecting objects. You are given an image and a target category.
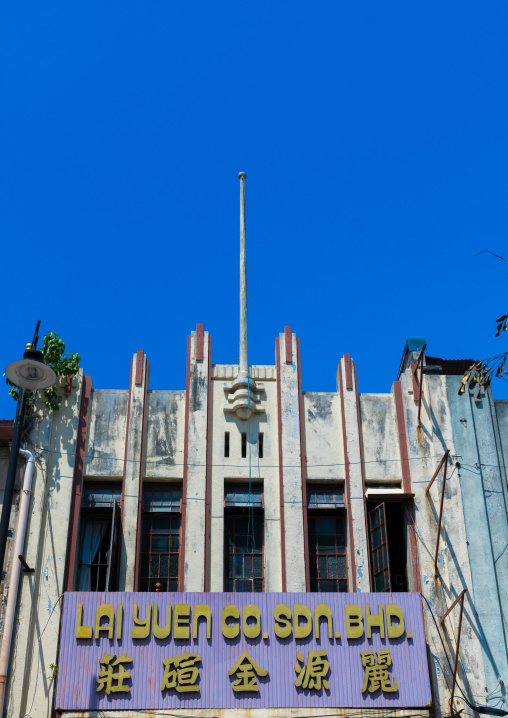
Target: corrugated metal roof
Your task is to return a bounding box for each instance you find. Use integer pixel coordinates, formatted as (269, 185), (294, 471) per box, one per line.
(425, 356), (476, 375)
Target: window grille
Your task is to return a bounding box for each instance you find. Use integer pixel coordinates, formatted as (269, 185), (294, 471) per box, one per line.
(82, 484), (122, 507)
(142, 486), (181, 512)
(224, 484), (263, 508)
(139, 484), (182, 591)
(307, 487), (344, 509)
(308, 515), (348, 592)
(224, 513), (263, 592)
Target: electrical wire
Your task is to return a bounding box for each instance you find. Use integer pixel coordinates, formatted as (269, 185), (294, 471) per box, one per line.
(31, 445), (449, 469)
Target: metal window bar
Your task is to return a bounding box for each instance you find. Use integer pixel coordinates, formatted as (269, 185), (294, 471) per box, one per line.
(308, 514), (348, 592)
(139, 512), (181, 592)
(82, 484), (122, 507)
(368, 502), (392, 592)
(224, 484), (263, 508)
(307, 487), (345, 509)
(142, 485), (181, 513)
(224, 513), (264, 592)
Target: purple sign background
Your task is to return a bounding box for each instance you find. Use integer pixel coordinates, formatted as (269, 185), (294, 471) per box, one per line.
(56, 592), (431, 710)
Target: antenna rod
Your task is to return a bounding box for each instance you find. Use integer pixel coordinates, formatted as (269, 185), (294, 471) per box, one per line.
(238, 172), (248, 375)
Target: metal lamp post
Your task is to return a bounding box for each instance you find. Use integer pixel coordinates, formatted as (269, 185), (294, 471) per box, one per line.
(1, 330), (56, 578)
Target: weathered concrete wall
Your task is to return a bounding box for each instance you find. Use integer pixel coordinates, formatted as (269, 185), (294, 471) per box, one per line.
(278, 331), (306, 591)
(183, 329), (210, 591)
(303, 393), (344, 482)
(400, 369), (488, 709)
(337, 357), (370, 592)
(145, 390), (185, 480)
(359, 393), (402, 484)
(7, 371), (84, 718)
(446, 382), (508, 692)
(120, 353), (148, 592)
(84, 390), (128, 477)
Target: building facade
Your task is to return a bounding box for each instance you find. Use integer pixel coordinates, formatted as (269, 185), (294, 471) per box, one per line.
(0, 326), (507, 718)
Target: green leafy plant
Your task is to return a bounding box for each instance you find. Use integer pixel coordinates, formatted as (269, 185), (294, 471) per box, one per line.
(6, 332), (80, 411)
(47, 662), (58, 681)
(459, 251), (508, 396)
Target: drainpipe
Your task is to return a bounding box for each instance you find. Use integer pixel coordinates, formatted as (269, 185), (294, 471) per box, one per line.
(0, 449), (34, 714)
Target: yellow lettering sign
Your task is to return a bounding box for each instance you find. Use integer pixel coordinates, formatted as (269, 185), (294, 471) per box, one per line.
(243, 605), (261, 639)
(153, 605), (172, 640)
(132, 604), (152, 639)
(366, 604), (385, 639)
(222, 605), (240, 639)
(76, 603), (92, 639)
(174, 605), (191, 639)
(193, 604), (211, 639)
(345, 604), (364, 639)
(314, 604), (333, 640)
(386, 604), (405, 639)
(274, 604), (291, 638)
(95, 604), (115, 640)
(294, 604), (312, 639)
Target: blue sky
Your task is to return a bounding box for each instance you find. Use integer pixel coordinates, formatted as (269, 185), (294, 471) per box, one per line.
(2, 2), (508, 418)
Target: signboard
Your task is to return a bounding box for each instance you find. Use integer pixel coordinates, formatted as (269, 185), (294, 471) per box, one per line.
(56, 592), (431, 710)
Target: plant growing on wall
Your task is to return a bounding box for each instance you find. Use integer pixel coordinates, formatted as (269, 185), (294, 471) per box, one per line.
(459, 250), (508, 395)
(5, 332), (81, 411)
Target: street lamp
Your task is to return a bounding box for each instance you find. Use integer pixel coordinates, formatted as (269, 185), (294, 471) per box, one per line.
(0, 328), (56, 579)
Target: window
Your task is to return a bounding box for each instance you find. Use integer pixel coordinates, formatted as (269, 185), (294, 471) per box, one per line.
(225, 484), (263, 508)
(77, 483), (122, 591)
(307, 486), (347, 592)
(224, 484), (264, 592)
(139, 484), (181, 592)
(258, 433), (264, 459)
(367, 500), (409, 592)
(224, 432), (230, 458)
(241, 432), (247, 458)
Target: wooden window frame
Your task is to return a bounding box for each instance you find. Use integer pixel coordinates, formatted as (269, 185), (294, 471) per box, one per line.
(75, 481), (122, 593)
(138, 483), (182, 592)
(224, 482), (264, 508)
(224, 508), (264, 593)
(307, 510), (348, 593)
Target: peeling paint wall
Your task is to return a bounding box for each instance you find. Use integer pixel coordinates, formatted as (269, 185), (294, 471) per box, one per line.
(359, 394), (402, 484)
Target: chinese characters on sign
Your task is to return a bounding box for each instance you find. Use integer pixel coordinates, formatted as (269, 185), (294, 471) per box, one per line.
(228, 651), (268, 692)
(161, 652), (201, 693)
(96, 647), (398, 697)
(96, 652), (132, 695)
(295, 650), (330, 691)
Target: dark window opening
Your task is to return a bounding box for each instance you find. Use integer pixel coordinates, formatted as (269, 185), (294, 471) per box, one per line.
(77, 484), (121, 591)
(308, 514), (348, 592)
(258, 433), (264, 459)
(139, 483), (181, 592)
(367, 501), (409, 592)
(241, 432), (247, 458)
(224, 508), (264, 592)
(224, 432), (230, 458)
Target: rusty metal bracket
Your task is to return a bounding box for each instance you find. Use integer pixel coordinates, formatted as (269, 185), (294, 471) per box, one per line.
(412, 343), (427, 427)
(425, 450), (450, 495)
(425, 450), (450, 576)
(440, 589), (467, 714)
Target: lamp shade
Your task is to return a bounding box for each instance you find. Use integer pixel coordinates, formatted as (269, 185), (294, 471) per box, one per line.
(5, 349), (57, 392)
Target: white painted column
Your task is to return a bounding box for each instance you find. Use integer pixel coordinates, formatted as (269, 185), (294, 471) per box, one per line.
(277, 330), (306, 591)
(183, 328), (210, 591)
(119, 352), (148, 591)
(337, 356), (370, 592)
